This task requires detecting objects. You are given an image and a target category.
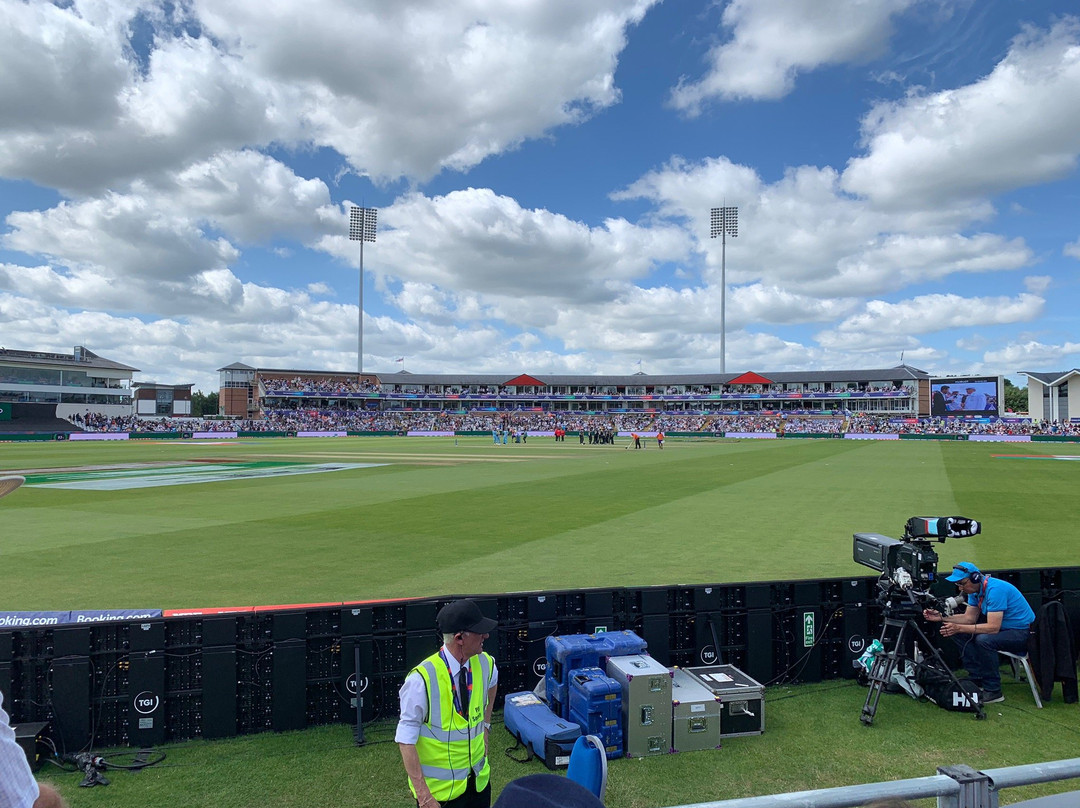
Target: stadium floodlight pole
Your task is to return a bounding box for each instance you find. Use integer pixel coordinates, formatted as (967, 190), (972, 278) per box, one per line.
(348, 205), (378, 375)
(710, 206), (738, 374)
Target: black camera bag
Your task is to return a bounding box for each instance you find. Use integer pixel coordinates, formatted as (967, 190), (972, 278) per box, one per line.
(915, 661), (982, 712)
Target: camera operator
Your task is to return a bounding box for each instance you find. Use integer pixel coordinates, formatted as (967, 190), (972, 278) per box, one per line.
(922, 562), (1035, 703)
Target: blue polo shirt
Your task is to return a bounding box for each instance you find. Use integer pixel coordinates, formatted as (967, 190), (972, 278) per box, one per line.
(969, 577), (1035, 631)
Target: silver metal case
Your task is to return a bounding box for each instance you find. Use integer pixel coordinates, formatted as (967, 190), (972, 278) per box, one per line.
(670, 668), (721, 752)
(605, 654), (673, 756)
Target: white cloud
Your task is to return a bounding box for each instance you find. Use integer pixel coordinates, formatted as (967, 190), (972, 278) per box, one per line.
(1065, 239), (1080, 260)
(843, 18), (1080, 207)
(731, 284), (860, 325)
(0, 1), (133, 130)
(614, 157), (1032, 298)
(0, 0), (658, 192)
(322, 188), (692, 306)
(820, 292), (1044, 340)
(3, 151), (339, 306)
(1023, 275), (1052, 293)
(5, 196), (240, 281)
(670, 0), (918, 111)
(983, 340), (1080, 368)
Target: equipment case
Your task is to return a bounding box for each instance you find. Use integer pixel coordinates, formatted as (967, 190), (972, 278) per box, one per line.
(568, 667), (622, 722)
(685, 664), (765, 737)
(568, 667), (624, 759)
(605, 654), (672, 757)
(503, 691), (581, 769)
(602, 630), (648, 659)
(546, 634), (611, 685)
(670, 668), (722, 752)
(545, 631), (647, 686)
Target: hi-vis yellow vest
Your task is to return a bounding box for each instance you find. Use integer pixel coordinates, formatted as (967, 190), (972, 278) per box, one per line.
(411, 651), (493, 802)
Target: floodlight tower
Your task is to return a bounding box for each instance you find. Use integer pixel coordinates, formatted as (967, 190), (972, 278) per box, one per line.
(709, 206), (738, 374)
(348, 206), (377, 375)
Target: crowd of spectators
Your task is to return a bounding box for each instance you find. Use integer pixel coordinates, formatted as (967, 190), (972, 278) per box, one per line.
(842, 415), (1080, 436)
(259, 377), (917, 399)
(66, 408), (1080, 437)
(71, 412), (275, 432)
(262, 377), (380, 395)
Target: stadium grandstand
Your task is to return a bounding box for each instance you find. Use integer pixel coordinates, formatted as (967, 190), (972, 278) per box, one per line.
(2, 348), (1077, 436)
(219, 362), (929, 418)
(0, 345), (136, 432)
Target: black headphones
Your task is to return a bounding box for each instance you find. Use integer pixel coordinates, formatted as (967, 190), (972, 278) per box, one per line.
(954, 565), (982, 584)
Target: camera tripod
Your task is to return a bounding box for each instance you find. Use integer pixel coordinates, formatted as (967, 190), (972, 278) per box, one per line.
(860, 608), (986, 725)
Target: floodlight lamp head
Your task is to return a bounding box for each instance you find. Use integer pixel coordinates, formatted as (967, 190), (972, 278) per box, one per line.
(709, 206), (737, 238)
(348, 206), (377, 242)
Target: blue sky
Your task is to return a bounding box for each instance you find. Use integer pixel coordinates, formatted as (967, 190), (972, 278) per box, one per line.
(1, 0), (1078, 393)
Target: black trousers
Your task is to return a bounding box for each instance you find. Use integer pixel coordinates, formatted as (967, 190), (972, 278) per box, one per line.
(420, 775), (490, 808)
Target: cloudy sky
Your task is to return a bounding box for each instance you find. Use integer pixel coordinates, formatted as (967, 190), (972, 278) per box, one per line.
(2, 0), (1079, 392)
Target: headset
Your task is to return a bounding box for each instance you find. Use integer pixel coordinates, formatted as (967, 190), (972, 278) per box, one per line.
(953, 564), (982, 585)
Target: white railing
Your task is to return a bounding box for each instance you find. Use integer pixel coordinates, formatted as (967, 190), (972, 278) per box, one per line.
(663, 757), (1080, 808)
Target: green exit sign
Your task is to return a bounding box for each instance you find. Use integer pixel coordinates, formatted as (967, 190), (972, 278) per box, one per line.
(803, 612), (815, 647)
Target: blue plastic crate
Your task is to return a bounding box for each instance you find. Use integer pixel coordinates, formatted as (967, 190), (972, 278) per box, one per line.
(568, 667), (622, 724)
(545, 634), (614, 686)
(602, 630), (647, 659)
(569, 707), (624, 759)
(544, 674), (569, 719)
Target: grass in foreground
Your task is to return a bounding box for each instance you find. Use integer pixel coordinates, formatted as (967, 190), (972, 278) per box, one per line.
(37, 678), (1080, 808)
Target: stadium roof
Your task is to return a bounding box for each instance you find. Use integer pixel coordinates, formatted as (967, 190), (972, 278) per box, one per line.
(0, 345), (137, 373)
(728, 371), (774, 385)
(220, 360), (933, 386)
(366, 365), (929, 386)
(1019, 369), (1080, 386)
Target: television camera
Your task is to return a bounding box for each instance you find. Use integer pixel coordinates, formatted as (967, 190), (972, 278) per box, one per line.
(853, 516), (984, 725)
(853, 516), (980, 618)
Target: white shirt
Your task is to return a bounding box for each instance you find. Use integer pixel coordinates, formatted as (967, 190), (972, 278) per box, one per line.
(395, 646), (498, 745)
(0, 689), (40, 808)
(963, 392), (988, 410)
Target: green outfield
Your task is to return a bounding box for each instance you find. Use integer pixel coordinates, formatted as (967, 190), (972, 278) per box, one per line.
(5, 435), (1080, 808)
(0, 435), (1076, 611)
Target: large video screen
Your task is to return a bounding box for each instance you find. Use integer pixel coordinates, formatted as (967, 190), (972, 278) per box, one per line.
(929, 376), (1000, 417)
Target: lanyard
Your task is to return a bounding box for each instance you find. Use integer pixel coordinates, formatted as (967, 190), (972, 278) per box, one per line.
(439, 649), (471, 715)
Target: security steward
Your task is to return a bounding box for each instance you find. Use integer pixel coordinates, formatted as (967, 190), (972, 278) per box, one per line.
(397, 599), (498, 808)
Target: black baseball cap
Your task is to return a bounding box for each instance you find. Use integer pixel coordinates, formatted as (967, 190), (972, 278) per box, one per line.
(437, 599), (497, 634)
(494, 774), (604, 808)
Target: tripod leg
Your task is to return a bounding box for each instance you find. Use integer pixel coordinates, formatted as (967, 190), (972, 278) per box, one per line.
(861, 619), (907, 726)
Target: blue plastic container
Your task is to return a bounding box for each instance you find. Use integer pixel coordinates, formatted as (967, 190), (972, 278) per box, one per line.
(569, 706), (624, 759)
(545, 674), (569, 719)
(602, 630), (647, 659)
(545, 634), (613, 686)
(568, 667), (622, 722)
